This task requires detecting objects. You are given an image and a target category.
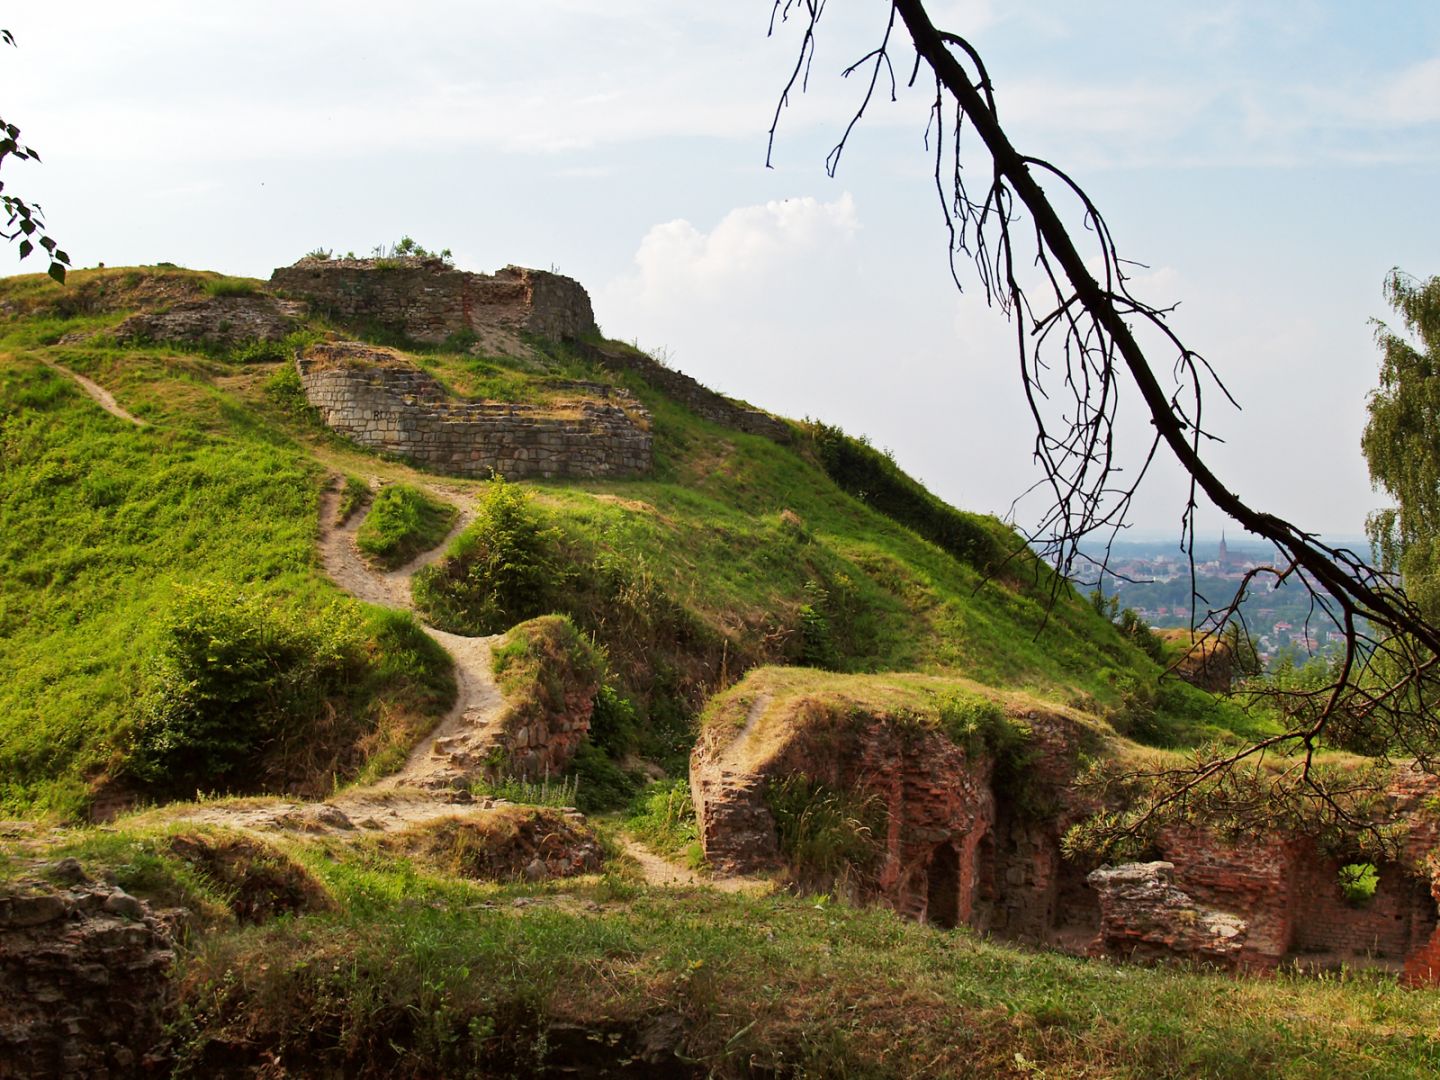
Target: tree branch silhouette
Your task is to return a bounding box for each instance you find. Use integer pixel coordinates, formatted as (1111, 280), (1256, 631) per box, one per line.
(767, 0), (1440, 845)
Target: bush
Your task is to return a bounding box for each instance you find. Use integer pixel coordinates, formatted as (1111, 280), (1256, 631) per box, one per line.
(937, 692), (1020, 758)
(569, 741), (641, 812)
(1338, 862), (1379, 906)
(356, 484), (457, 570)
(130, 584), (367, 794)
(412, 479), (559, 635)
(588, 684), (640, 758)
(228, 329), (320, 366)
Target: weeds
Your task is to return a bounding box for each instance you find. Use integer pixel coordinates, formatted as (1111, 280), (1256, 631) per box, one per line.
(626, 778), (698, 860)
(766, 774), (886, 888)
(204, 276), (260, 298)
(471, 772), (579, 808)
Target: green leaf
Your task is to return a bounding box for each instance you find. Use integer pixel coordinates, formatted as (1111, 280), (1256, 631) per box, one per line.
(17, 238), (31, 259)
(47, 261), (65, 284)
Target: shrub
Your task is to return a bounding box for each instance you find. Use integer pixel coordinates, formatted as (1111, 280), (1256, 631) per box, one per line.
(798, 579), (839, 670)
(355, 484), (457, 570)
(372, 235), (454, 265)
(588, 684), (640, 758)
(130, 584), (367, 794)
(228, 329), (320, 366)
(412, 478), (560, 635)
(937, 692), (1020, 758)
(204, 276), (261, 298)
(1338, 862), (1379, 906)
(569, 741), (641, 812)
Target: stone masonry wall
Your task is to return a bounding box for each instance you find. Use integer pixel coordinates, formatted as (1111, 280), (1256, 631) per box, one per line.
(297, 342), (652, 480)
(271, 257), (596, 344)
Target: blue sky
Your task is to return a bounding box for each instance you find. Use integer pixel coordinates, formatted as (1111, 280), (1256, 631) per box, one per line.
(3, 1), (1437, 541)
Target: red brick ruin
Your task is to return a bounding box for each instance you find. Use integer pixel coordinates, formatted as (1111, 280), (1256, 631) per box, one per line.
(691, 682), (1440, 985)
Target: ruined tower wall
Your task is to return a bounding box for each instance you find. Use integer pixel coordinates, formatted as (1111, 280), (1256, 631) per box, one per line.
(271, 258), (596, 344)
(296, 345), (651, 481)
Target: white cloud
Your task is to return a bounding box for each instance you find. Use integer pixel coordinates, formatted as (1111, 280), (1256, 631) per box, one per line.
(1376, 56), (1440, 125)
(603, 193), (860, 312)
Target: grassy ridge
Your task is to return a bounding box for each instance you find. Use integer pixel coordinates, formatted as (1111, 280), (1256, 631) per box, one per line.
(0, 264), (1263, 813)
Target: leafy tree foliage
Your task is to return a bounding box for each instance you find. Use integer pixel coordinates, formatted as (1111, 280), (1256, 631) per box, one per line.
(1363, 270), (1440, 617)
(0, 30), (68, 283)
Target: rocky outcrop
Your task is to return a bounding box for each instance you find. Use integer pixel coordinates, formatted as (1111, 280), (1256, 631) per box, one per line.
(270, 257), (596, 344)
(297, 341), (652, 480)
(1, 870), (176, 1078)
(111, 293), (305, 345)
(1087, 861), (1248, 965)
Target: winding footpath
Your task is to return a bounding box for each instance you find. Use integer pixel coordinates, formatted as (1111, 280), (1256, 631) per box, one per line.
(173, 480), (515, 836)
(54, 346), (762, 887)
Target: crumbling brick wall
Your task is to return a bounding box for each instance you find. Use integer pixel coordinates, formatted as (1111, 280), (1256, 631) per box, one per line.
(270, 257), (596, 344)
(1288, 848), (1437, 963)
(296, 342), (652, 480)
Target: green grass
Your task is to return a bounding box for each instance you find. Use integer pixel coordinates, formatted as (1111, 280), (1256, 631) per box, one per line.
(0, 266), (1429, 1076)
(0, 348), (452, 817)
(354, 483), (458, 569)
(203, 276), (261, 298)
(625, 778), (699, 860)
(119, 838), (1440, 1077)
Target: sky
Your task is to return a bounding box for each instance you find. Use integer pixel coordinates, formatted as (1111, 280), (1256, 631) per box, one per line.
(3, 1), (1438, 544)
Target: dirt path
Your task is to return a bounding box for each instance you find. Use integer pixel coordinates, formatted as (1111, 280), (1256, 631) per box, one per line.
(620, 837), (766, 894)
(143, 474), (763, 897)
(162, 480), (514, 836)
(316, 486), (474, 611)
(45, 360), (146, 427)
(716, 693), (773, 772)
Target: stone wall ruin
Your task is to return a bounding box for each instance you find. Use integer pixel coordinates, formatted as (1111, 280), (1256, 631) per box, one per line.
(271, 257), (596, 345)
(297, 341), (652, 480)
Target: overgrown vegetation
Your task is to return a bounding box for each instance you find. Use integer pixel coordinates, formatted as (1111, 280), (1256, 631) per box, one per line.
(1, 263), (1433, 1075)
(129, 584), (369, 793)
(626, 778), (699, 861)
(355, 483), (458, 569)
(413, 478), (559, 634)
(766, 774), (887, 889)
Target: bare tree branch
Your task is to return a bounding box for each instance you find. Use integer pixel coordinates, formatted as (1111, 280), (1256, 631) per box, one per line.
(766, 0), (1440, 832)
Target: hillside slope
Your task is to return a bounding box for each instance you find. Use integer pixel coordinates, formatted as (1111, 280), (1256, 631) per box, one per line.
(0, 265), (1255, 819)
(3, 264), (1437, 1077)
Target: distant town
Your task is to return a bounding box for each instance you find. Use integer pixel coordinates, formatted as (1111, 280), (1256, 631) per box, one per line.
(1072, 535), (1373, 670)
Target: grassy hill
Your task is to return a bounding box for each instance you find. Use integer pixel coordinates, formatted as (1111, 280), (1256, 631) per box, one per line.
(4, 265), (1422, 1077)
(0, 266), (1264, 819)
